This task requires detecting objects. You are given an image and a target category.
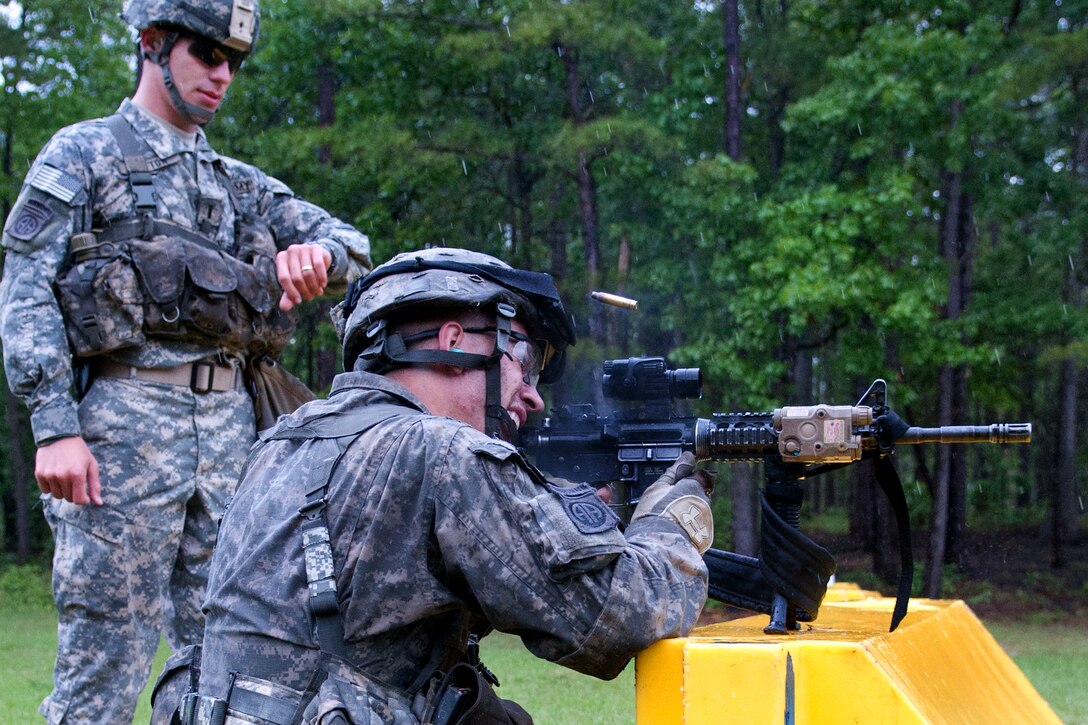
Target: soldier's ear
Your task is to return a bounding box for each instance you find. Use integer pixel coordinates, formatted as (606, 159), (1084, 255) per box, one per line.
(140, 28), (165, 54)
(437, 320), (465, 353)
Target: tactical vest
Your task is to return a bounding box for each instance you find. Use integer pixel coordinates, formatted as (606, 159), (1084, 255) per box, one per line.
(54, 114), (295, 359)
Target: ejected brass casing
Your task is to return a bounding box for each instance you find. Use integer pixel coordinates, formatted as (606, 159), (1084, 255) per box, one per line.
(590, 291), (639, 310)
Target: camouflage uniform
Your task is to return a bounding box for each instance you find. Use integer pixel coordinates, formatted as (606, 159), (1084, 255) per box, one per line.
(0, 98), (371, 724)
(195, 371), (708, 722)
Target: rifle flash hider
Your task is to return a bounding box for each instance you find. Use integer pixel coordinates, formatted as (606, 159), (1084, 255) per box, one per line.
(774, 405), (872, 463)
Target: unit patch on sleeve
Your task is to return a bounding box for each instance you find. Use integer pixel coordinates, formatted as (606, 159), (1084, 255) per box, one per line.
(6, 199), (53, 241)
(28, 164), (82, 204)
(545, 482), (619, 535)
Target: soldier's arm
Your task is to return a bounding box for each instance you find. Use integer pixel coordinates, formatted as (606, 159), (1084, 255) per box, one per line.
(433, 437), (708, 680)
(0, 131), (91, 445)
(0, 130), (104, 504)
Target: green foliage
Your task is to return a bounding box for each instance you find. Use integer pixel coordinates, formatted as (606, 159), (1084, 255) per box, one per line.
(0, 0), (1083, 597)
(0, 560), (52, 613)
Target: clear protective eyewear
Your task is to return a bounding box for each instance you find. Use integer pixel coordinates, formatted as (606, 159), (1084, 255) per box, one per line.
(462, 327), (547, 388)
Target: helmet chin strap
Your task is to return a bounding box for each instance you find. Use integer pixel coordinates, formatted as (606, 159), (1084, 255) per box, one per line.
(483, 303), (518, 442)
(143, 31), (216, 126)
(355, 304), (522, 442)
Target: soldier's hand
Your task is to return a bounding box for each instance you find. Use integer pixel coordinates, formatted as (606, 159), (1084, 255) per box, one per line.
(35, 436), (102, 506)
(277, 243), (333, 311)
(631, 452), (715, 553)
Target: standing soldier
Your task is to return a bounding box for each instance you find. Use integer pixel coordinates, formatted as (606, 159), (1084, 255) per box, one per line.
(154, 248), (715, 723)
(0, 1), (371, 722)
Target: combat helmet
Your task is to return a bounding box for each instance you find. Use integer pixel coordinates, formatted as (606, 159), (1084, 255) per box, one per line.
(124, 0), (260, 125)
(332, 247), (576, 439)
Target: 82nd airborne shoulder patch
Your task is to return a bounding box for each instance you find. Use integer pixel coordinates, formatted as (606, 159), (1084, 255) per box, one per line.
(545, 481), (619, 535)
(6, 199), (52, 242)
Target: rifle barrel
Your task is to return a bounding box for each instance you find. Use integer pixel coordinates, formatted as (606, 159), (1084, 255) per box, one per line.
(899, 423), (1031, 445)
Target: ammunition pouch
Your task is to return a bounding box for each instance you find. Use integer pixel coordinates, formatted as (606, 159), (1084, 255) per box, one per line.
(56, 222), (294, 358)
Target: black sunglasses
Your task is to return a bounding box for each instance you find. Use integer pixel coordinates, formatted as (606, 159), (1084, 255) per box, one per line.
(184, 34), (247, 74)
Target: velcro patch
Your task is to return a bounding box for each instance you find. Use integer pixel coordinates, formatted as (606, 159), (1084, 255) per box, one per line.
(546, 482), (619, 535)
(28, 164), (82, 204)
(662, 495), (714, 554)
(6, 199), (52, 241)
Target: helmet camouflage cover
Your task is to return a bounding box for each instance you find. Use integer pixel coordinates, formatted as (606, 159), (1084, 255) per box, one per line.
(333, 247), (576, 382)
(123, 0), (259, 52)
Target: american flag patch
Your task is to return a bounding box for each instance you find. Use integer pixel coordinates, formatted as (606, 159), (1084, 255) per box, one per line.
(28, 164), (82, 204)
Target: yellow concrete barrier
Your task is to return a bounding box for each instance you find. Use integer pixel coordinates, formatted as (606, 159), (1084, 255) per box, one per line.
(635, 584), (1060, 724)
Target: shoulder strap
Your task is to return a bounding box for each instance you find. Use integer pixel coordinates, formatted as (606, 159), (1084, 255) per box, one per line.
(268, 403), (419, 658)
(263, 403), (416, 442)
(98, 114), (225, 250)
(104, 114), (156, 212)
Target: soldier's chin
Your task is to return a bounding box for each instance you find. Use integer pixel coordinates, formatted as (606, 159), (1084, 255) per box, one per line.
(495, 411), (520, 443)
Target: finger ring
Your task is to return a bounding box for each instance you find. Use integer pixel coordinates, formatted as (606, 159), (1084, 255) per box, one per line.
(301, 264), (314, 272)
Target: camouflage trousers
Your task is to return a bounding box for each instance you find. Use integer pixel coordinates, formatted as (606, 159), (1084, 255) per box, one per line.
(39, 375), (255, 725)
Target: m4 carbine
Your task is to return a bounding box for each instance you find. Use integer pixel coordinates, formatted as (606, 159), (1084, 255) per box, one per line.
(520, 357), (1031, 633)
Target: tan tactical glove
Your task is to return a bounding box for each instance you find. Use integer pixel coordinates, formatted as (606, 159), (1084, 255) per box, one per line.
(631, 452), (716, 554)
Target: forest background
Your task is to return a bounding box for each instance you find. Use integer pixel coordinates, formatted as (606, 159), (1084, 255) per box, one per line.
(1, 0), (1085, 609)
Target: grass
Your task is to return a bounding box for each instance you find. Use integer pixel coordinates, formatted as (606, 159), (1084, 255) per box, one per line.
(0, 565), (1083, 725)
(0, 608), (169, 724)
(987, 621), (1088, 725)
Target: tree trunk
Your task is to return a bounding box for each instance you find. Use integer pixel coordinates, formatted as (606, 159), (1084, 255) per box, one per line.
(316, 61), (336, 164)
(559, 42), (604, 346)
(1053, 357), (1078, 565)
(722, 0), (742, 160)
(850, 457), (875, 550)
(614, 232), (631, 354)
(4, 389), (32, 562)
(924, 365), (954, 598)
(766, 88), (788, 177)
(868, 461), (901, 589)
(313, 57), (339, 388)
(938, 161), (973, 567)
(545, 180), (568, 282)
(946, 365), (969, 566)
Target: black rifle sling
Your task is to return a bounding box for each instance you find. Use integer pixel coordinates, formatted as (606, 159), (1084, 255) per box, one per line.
(703, 500), (835, 623)
(874, 454), (913, 632)
(704, 549), (784, 616)
(758, 490), (837, 619)
(705, 456), (914, 632)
